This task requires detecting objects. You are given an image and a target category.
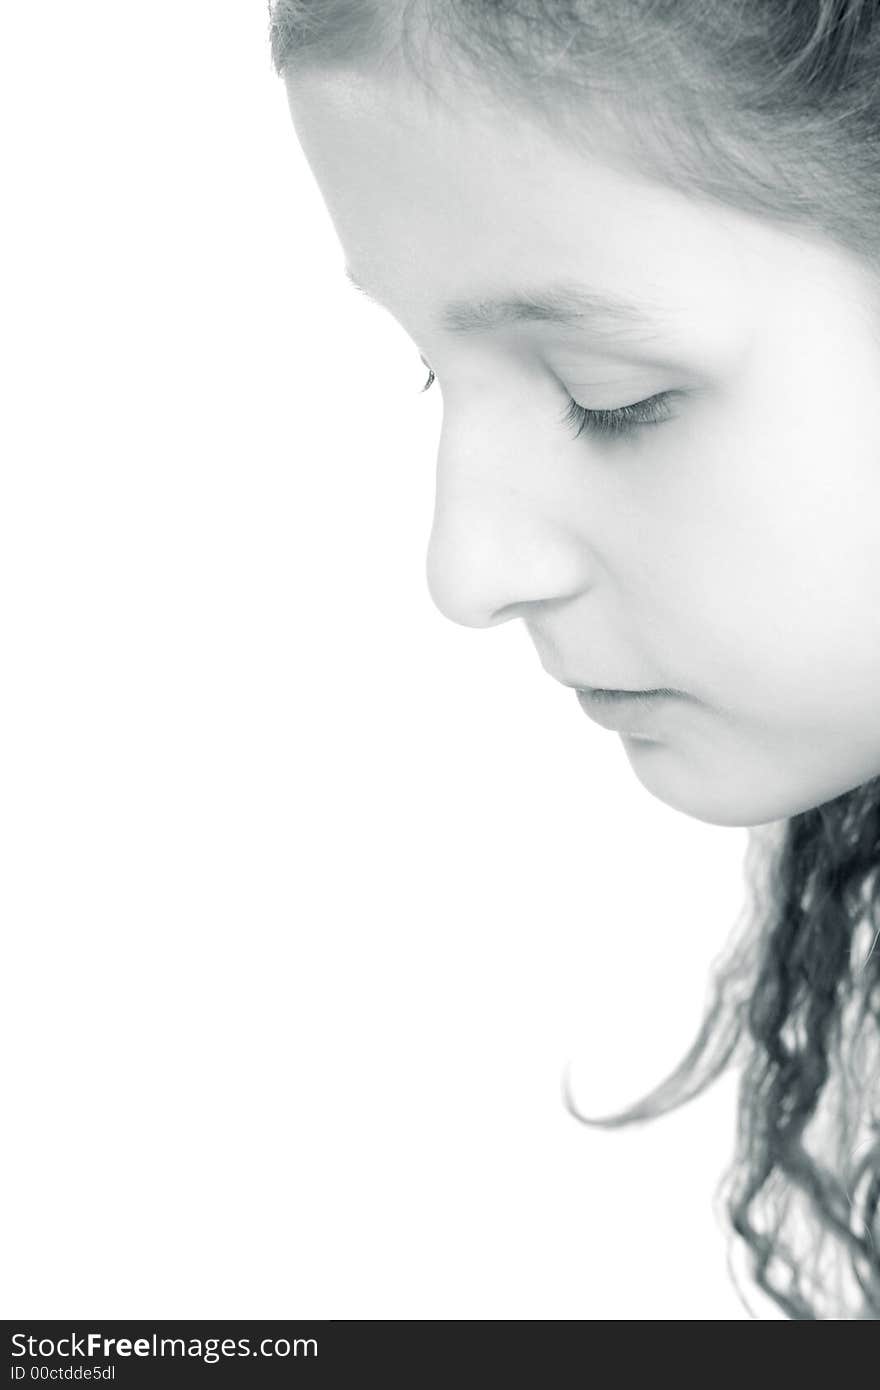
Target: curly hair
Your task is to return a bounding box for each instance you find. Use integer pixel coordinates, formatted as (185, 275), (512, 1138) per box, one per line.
(268, 0), (880, 1319)
(563, 781), (880, 1318)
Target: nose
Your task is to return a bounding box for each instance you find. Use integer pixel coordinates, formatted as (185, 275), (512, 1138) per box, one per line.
(425, 467), (594, 628)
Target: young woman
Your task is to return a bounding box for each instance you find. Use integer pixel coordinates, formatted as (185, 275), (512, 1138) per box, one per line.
(268, 0), (880, 1319)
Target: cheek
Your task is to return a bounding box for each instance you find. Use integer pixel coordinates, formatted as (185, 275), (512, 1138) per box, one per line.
(647, 401), (880, 727)
(612, 348), (880, 823)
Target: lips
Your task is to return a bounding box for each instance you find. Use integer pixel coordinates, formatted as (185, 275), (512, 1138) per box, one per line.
(576, 685), (678, 733)
(548, 668), (678, 697)
(577, 685), (681, 699)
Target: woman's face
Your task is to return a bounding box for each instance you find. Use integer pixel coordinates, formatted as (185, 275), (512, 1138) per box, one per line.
(285, 65), (880, 828)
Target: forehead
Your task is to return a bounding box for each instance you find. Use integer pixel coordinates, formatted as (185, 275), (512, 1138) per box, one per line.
(286, 67), (779, 349)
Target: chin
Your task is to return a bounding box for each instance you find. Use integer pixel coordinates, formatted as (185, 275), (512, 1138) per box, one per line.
(619, 736), (827, 828)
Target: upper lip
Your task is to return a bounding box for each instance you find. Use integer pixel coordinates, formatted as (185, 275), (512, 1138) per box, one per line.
(551, 673), (640, 693)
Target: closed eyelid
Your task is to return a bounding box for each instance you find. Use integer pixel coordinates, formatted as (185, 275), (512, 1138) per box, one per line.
(413, 355), (691, 410)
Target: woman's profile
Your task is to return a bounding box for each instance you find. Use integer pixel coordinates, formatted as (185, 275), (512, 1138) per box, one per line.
(268, 0), (880, 1319)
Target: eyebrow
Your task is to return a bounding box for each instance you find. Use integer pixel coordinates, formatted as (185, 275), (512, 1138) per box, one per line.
(344, 265), (668, 342)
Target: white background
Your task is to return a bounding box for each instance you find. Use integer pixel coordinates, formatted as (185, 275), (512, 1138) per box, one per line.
(1, 2), (765, 1318)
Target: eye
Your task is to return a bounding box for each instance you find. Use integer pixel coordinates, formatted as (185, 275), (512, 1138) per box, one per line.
(560, 390), (676, 440)
(416, 358), (676, 437)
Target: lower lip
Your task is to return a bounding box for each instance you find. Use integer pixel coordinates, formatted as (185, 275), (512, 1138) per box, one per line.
(576, 687), (680, 734)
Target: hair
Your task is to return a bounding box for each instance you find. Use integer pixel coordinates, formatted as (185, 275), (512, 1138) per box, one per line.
(268, 0), (880, 1319)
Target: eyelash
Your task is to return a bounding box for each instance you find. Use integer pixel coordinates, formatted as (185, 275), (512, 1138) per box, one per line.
(417, 361), (673, 440)
(559, 391), (675, 439)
